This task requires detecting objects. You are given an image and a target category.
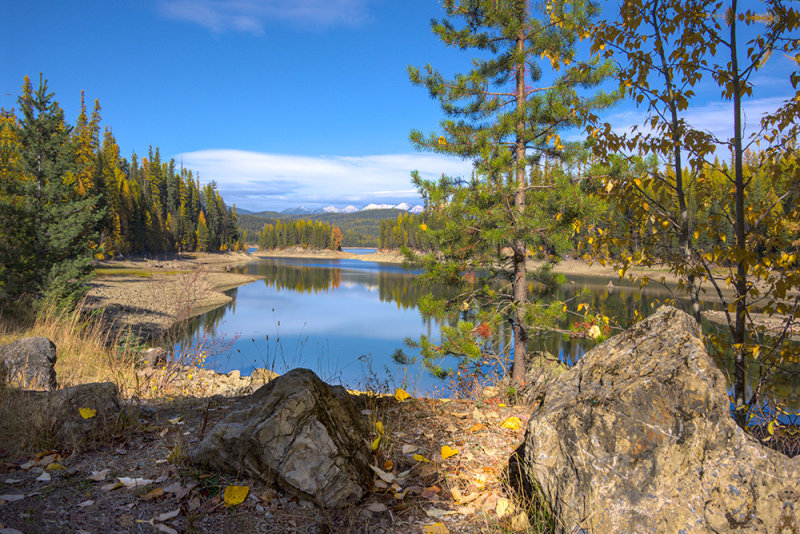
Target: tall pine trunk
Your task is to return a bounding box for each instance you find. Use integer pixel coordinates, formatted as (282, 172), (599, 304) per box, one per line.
(511, 25), (528, 385)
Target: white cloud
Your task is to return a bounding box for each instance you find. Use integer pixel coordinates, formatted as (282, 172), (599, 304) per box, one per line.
(158, 0), (368, 34)
(603, 96), (792, 151)
(175, 149), (475, 211)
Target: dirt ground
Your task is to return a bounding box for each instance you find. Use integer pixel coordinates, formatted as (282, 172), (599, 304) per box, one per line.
(0, 386), (537, 534)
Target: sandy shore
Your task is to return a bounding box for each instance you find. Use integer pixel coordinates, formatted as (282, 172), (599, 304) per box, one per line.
(86, 252), (262, 340)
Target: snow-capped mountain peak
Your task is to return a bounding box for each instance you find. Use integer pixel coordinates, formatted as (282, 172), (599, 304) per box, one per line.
(362, 203), (396, 211)
(321, 205), (340, 213)
(409, 204), (424, 214)
(342, 205), (359, 213)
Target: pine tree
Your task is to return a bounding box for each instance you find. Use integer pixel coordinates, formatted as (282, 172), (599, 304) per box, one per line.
(4, 75), (103, 307)
(408, 0), (615, 382)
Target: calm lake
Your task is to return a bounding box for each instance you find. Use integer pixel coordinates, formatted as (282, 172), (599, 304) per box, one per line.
(181, 251), (694, 396)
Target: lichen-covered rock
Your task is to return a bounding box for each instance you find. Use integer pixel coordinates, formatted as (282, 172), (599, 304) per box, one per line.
(47, 382), (122, 448)
(501, 350), (569, 405)
(0, 337), (57, 390)
(518, 306), (798, 533)
(190, 368), (370, 507)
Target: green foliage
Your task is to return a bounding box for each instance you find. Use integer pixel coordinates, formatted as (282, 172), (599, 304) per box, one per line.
(407, 0), (616, 382)
(587, 0), (800, 430)
(0, 76), (103, 309)
(256, 218), (338, 250)
(0, 75), (241, 309)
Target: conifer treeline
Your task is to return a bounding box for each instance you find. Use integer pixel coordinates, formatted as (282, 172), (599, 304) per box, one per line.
(378, 212), (434, 251)
(257, 219), (343, 250)
(3, 78), (241, 258)
(0, 76), (240, 308)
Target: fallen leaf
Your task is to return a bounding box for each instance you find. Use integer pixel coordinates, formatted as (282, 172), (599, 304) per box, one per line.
(78, 500), (94, 507)
(101, 482), (122, 491)
(118, 477), (154, 489)
(0, 528), (24, 534)
(155, 524), (178, 534)
(18, 461), (35, 470)
(45, 462), (65, 471)
(500, 416), (521, 430)
(413, 454), (431, 463)
(498, 403), (507, 407)
(496, 497), (511, 518)
(374, 479), (389, 490)
(0, 494), (25, 502)
(163, 482), (188, 499)
(401, 444), (417, 454)
(421, 485), (441, 500)
(223, 485), (249, 506)
(156, 509), (180, 522)
(371, 436), (381, 450)
(468, 423), (486, 433)
(441, 445), (459, 460)
(369, 465), (395, 484)
(383, 459), (394, 471)
(79, 407), (97, 419)
(3, 479), (22, 484)
(141, 487), (165, 500)
(88, 469), (109, 481)
(167, 417), (182, 425)
(422, 523), (449, 534)
(375, 421), (384, 435)
(425, 508), (458, 518)
(365, 502), (388, 512)
(394, 388), (410, 402)
(36, 472), (51, 482)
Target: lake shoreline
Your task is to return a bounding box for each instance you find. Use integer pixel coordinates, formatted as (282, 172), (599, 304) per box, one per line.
(251, 246), (685, 285)
(87, 251), (263, 340)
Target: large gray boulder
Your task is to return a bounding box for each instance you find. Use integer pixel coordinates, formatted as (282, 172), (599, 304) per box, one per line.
(518, 306), (798, 533)
(47, 382), (122, 448)
(0, 337), (57, 390)
(190, 368), (371, 508)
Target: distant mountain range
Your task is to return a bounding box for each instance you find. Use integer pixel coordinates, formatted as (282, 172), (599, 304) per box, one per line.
(277, 202), (423, 215)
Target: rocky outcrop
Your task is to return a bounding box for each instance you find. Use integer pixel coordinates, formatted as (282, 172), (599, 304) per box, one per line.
(46, 382), (122, 448)
(518, 306), (798, 533)
(190, 368), (371, 508)
(0, 337), (58, 390)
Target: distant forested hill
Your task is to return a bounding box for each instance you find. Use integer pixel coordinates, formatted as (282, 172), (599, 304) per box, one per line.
(238, 209), (406, 247)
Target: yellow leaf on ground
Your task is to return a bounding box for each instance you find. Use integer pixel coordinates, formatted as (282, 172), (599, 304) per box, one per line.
(45, 462), (65, 471)
(141, 487), (165, 500)
(79, 407), (97, 419)
(422, 522), (449, 534)
(441, 445), (459, 460)
(394, 388), (411, 402)
(375, 421), (384, 435)
(372, 436), (381, 450)
(501, 417), (522, 430)
(413, 454), (431, 463)
(223, 485), (249, 506)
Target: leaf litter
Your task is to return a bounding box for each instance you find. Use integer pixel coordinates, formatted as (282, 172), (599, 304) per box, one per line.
(0, 387), (531, 533)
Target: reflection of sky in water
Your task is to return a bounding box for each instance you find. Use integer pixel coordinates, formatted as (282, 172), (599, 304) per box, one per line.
(189, 257), (796, 411)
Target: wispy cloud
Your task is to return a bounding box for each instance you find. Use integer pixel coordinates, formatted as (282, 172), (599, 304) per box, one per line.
(602, 96), (792, 153)
(176, 149), (475, 211)
(158, 0), (369, 34)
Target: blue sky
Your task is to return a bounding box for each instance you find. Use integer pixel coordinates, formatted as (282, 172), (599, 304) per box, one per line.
(2, 0), (796, 211)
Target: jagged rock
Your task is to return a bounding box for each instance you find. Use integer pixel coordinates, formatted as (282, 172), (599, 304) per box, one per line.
(47, 382), (122, 448)
(517, 306), (798, 533)
(0, 337), (57, 390)
(190, 368), (371, 507)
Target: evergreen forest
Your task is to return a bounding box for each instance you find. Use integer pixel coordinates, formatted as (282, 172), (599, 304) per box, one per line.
(0, 76), (241, 308)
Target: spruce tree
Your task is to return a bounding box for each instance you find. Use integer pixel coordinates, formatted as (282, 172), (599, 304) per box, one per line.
(5, 75), (103, 308)
(408, 0), (615, 382)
